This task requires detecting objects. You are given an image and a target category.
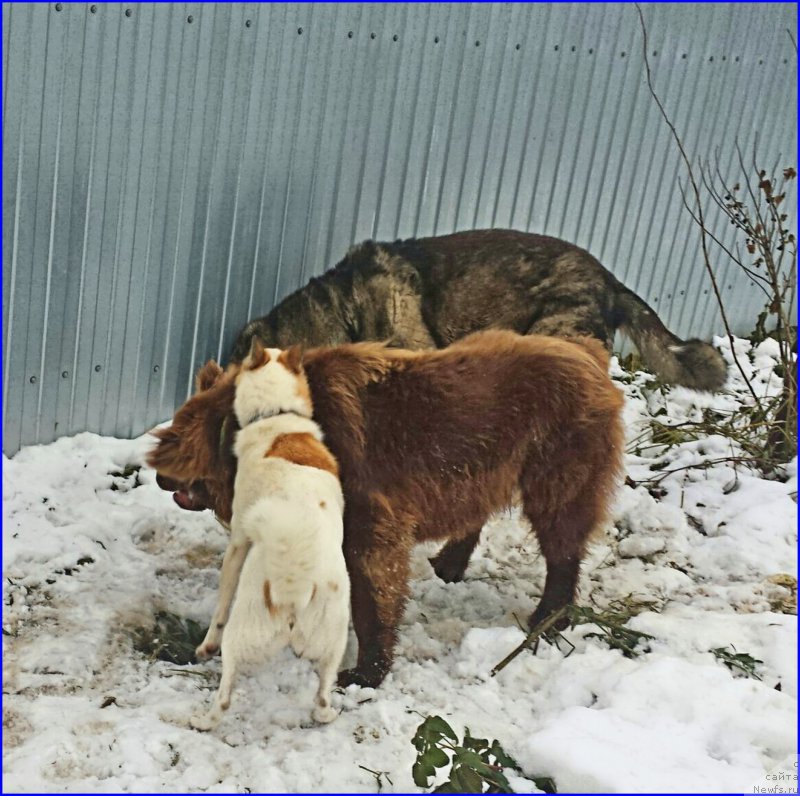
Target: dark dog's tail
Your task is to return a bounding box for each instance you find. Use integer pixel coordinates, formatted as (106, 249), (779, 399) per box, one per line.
(613, 283), (727, 391)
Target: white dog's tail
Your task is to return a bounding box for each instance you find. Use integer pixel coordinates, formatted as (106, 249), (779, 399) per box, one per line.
(243, 498), (326, 613)
(263, 573), (315, 616)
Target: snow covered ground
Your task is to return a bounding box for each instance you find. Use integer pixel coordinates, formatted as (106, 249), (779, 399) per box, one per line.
(3, 337), (797, 794)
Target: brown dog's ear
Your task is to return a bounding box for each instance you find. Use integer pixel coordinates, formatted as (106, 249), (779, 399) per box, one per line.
(246, 337), (270, 370)
(149, 425), (177, 443)
(195, 360), (224, 392)
(145, 426), (179, 468)
(278, 344), (303, 374)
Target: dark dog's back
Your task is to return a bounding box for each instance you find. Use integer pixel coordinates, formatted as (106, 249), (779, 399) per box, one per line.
(233, 229), (726, 390)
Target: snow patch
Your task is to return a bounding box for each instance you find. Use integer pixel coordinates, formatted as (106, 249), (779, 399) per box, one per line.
(3, 336), (796, 792)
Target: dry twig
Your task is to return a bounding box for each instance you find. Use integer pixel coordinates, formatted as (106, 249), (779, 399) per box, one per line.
(634, 3), (762, 408)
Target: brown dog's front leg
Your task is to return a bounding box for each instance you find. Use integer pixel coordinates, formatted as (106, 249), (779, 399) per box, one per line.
(337, 538), (410, 689)
(337, 565), (394, 688)
(196, 539), (251, 660)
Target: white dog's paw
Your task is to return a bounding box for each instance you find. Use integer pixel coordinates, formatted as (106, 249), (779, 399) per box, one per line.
(312, 705), (338, 724)
(195, 641), (220, 661)
(157, 709), (192, 727)
(189, 711), (219, 732)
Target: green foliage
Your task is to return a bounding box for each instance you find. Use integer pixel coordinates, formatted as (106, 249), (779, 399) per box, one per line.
(560, 603), (656, 659)
(710, 645), (764, 680)
(108, 463), (143, 491)
(492, 598), (659, 679)
(647, 420), (701, 448)
(411, 715), (556, 793)
(109, 463), (142, 479)
(130, 610), (207, 665)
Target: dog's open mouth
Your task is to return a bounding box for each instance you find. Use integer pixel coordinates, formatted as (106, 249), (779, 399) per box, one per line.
(155, 473), (208, 512)
(173, 489), (206, 512)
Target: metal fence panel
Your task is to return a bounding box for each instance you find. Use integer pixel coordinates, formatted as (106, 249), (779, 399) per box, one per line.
(3, 2), (797, 454)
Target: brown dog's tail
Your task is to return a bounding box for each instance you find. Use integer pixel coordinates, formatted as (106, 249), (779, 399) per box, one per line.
(612, 282), (727, 391)
(563, 335), (612, 372)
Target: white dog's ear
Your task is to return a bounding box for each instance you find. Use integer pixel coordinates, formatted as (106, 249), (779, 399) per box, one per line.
(278, 344), (304, 374)
(246, 337), (270, 370)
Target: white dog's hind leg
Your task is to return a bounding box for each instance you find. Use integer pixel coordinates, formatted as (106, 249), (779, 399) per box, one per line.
(196, 540), (251, 659)
(190, 655), (238, 732)
(311, 608), (348, 725)
(311, 651), (339, 724)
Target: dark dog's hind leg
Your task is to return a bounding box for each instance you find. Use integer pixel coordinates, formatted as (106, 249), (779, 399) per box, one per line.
(429, 529), (481, 583)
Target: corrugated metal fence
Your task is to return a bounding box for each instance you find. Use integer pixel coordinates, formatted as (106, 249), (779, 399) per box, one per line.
(3, 2), (796, 454)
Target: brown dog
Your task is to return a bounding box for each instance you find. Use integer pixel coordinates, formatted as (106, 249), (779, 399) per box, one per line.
(148, 331), (624, 687)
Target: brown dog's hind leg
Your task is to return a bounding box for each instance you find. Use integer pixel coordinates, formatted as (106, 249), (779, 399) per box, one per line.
(429, 528), (482, 583)
(522, 489), (599, 632)
(527, 555), (581, 630)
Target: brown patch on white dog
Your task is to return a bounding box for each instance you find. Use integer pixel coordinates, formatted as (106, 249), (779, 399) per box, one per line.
(263, 581), (277, 617)
(266, 432), (339, 477)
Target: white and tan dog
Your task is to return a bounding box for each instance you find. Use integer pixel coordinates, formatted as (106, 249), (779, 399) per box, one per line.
(190, 340), (349, 730)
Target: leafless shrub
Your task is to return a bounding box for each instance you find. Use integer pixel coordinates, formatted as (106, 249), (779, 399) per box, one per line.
(635, 5), (797, 469)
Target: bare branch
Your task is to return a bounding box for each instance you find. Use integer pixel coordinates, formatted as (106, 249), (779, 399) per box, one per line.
(491, 606), (569, 676)
(738, 144), (771, 250)
(676, 184), (771, 298)
(635, 3), (762, 407)
(635, 456), (764, 487)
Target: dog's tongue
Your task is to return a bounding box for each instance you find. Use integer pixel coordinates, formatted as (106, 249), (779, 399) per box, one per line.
(173, 490), (203, 511)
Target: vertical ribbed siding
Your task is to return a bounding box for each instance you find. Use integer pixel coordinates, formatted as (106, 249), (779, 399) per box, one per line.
(3, 2), (797, 455)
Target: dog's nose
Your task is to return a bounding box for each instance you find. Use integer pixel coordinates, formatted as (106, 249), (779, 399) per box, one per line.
(156, 473), (177, 491)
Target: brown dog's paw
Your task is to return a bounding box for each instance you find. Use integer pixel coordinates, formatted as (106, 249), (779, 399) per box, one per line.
(428, 534), (479, 583)
(336, 666), (386, 689)
(195, 642), (220, 661)
(429, 552), (467, 583)
(527, 604), (571, 634)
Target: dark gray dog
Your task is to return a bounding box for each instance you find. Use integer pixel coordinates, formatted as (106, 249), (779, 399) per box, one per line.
(231, 228), (726, 390)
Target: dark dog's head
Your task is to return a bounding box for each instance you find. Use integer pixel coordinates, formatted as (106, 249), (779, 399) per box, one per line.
(146, 360), (239, 523)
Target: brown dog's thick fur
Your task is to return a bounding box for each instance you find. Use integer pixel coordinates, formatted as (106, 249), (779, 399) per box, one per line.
(148, 331), (624, 687)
